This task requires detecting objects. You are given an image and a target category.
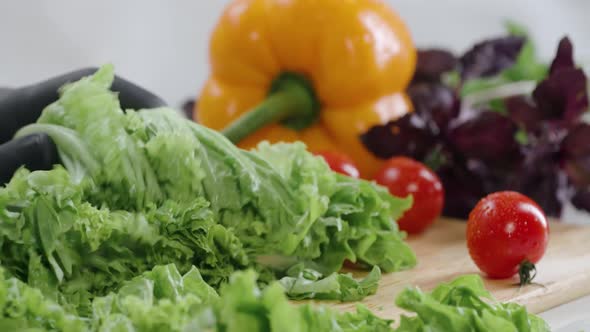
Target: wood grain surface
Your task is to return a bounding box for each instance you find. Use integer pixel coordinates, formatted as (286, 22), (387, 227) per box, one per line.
(325, 218), (590, 319)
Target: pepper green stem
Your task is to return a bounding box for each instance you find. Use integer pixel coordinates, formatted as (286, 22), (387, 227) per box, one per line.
(221, 73), (318, 144)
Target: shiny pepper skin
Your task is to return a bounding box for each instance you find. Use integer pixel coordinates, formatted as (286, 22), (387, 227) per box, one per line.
(197, 0), (416, 178)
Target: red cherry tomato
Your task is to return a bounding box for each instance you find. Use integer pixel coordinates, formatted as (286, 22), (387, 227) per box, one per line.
(374, 157), (444, 234)
(467, 191), (549, 281)
(315, 151), (360, 178)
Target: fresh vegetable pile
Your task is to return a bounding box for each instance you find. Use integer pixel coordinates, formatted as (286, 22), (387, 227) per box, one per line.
(3, 64), (417, 309)
(362, 26), (589, 219)
(0, 264), (396, 332)
(0, 65), (552, 331)
(0, 263), (549, 331)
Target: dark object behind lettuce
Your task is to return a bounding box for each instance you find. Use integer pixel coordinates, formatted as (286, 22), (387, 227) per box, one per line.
(362, 32), (589, 218)
(182, 98), (196, 119)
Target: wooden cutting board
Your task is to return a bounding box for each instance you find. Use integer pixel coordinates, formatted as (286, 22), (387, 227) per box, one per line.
(327, 218), (590, 319)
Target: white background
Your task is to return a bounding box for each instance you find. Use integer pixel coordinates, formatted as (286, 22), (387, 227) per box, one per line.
(1, 0), (589, 107)
(1, 2), (590, 327)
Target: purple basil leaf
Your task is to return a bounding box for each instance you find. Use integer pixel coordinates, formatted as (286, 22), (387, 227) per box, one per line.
(360, 113), (437, 160)
(423, 145), (454, 171)
(562, 123), (590, 159)
(572, 188), (590, 213)
(460, 36), (526, 80)
(522, 166), (565, 217)
(507, 141), (566, 217)
(461, 156), (565, 217)
(532, 67), (588, 124)
(448, 111), (520, 162)
(529, 122), (569, 149)
(565, 157), (590, 188)
(464, 158), (514, 193)
(522, 128), (563, 164)
(413, 49), (458, 83)
(438, 164), (486, 219)
(505, 96), (543, 131)
(407, 82), (459, 133)
(532, 37), (589, 124)
(563, 125), (590, 187)
(549, 37), (575, 74)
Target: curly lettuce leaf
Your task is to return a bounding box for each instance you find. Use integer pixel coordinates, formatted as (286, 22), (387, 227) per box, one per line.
(0, 262), (552, 332)
(395, 274), (551, 332)
(252, 143), (415, 273)
(216, 269), (394, 332)
(133, 111), (329, 257)
(0, 264), (396, 332)
(0, 165), (406, 310)
(0, 268), (88, 332)
(0, 167), (249, 313)
(92, 264), (218, 331)
(279, 265), (381, 301)
(14, 65), (415, 282)
(29, 64), (163, 210)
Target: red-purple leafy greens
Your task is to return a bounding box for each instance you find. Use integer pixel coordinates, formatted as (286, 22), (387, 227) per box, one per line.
(361, 32), (589, 219)
(448, 111), (521, 163)
(532, 56), (588, 123)
(413, 49), (458, 83)
(563, 123), (590, 188)
(460, 36), (526, 80)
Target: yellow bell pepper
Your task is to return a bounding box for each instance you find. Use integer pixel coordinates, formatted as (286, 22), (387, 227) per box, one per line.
(196, 0), (416, 178)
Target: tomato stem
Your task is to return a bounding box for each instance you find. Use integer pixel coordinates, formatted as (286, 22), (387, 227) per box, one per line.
(221, 73), (318, 144)
(518, 260), (537, 286)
